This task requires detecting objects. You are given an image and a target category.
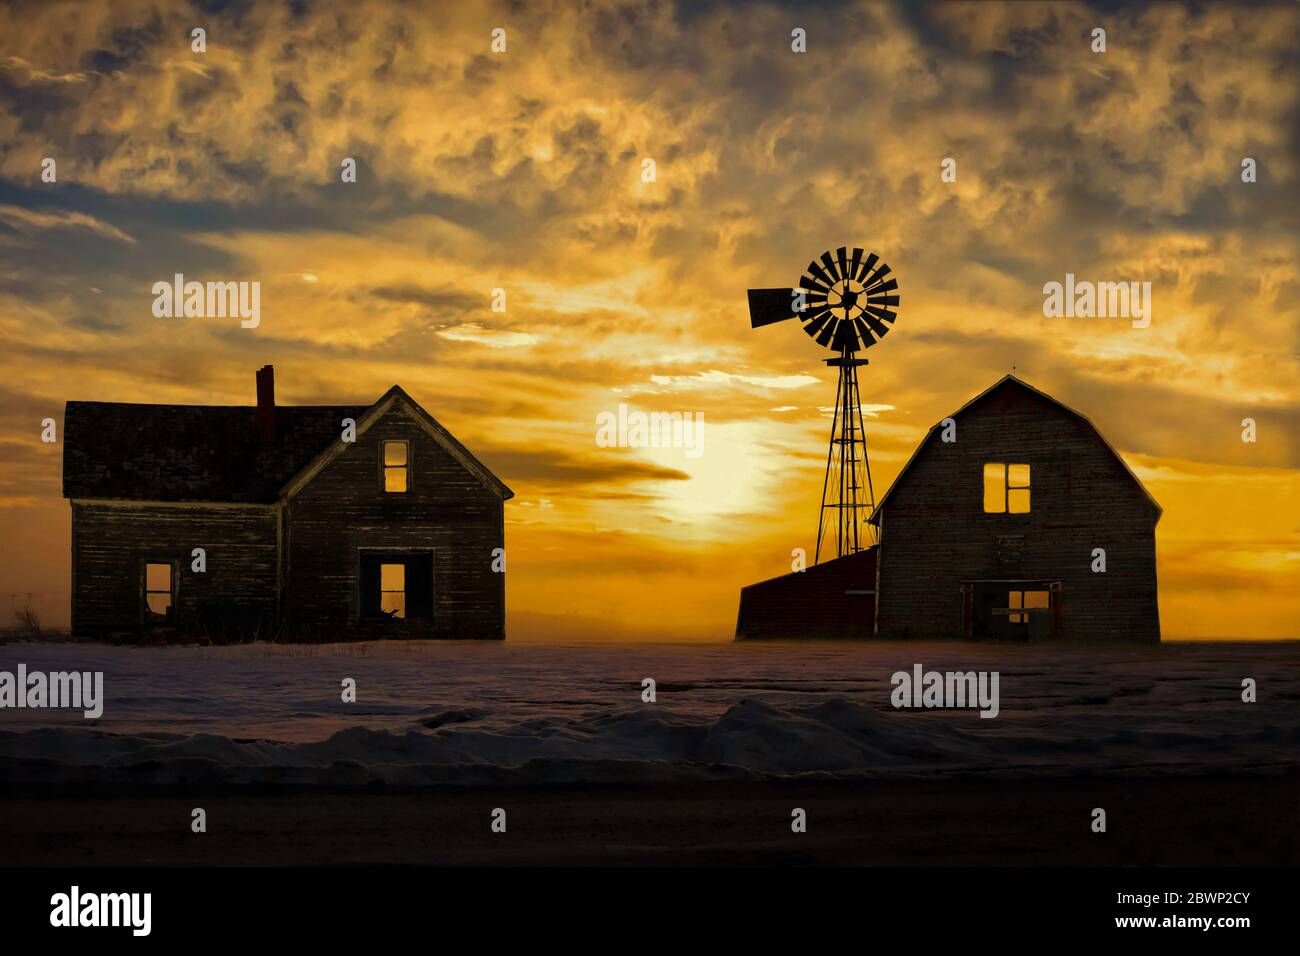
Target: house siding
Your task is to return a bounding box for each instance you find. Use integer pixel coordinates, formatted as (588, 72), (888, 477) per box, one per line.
(70, 500), (277, 637)
(282, 405), (505, 639)
(874, 386), (1160, 642)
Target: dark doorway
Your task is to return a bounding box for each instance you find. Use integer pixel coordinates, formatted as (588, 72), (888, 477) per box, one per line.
(359, 552), (434, 621)
(969, 581), (1055, 640)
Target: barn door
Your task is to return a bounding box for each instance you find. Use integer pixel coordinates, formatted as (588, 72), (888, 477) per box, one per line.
(970, 582), (1053, 640)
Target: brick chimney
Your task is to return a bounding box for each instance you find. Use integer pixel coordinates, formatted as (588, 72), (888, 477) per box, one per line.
(255, 364), (276, 443)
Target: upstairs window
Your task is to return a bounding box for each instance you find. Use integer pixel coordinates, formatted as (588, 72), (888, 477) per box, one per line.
(382, 440), (410, 493)
(144, 562), (174, 619)
(983, 463), (1031, 513)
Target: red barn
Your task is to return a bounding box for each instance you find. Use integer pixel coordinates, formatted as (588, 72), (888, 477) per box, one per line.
(735, 549), (876, 640)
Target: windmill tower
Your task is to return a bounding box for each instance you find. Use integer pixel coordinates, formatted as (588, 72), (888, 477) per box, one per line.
(748, 247), (900, 564)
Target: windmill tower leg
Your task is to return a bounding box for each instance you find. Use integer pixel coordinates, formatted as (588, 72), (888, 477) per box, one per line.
(816, 347), (877, 564)
(816, 364), (843, 563)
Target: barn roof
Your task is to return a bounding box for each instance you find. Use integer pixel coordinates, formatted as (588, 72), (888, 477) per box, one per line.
(63, 386), (513, 503)
(867, 374), (1161, 525)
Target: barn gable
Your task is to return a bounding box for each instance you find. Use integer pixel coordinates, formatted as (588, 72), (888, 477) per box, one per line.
(870, 375), (1160, 526)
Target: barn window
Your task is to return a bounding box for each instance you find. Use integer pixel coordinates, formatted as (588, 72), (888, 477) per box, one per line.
(1007, 589), (1049, 624)
(144, 562), (174, 619)
(380, 563), (405, 619)
(382, 440), (410, 493)
(983, 463), (1031, 513)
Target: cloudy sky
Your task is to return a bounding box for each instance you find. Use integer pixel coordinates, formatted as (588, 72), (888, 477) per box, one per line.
(0, 0), (1296, 639)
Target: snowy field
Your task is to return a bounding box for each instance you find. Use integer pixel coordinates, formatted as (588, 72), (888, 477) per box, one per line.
(1, 640), (1296, 787)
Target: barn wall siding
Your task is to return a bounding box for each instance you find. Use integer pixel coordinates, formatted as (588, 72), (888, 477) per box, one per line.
(283, 405), (505, 639)
(736, 549), (876, 640)
(874, 388), (1160, 642)
(70, 501), (277, 637)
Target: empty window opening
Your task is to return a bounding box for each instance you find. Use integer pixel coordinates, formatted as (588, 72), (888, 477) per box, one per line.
(380, 563), (405, 619)
(359, 552), (433, 621)
(382, 440), (409, 493)
(144, 562), (174, 619)
(983, 463), (1031, 513)
(1007, 589), (1050, 624)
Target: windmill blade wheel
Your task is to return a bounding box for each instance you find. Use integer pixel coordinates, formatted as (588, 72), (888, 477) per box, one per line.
(798, 249), (900, 353)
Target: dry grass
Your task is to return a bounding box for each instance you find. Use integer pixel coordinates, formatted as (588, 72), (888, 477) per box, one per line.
(191, 641), (374, 661)
(13, 603), (42, 639)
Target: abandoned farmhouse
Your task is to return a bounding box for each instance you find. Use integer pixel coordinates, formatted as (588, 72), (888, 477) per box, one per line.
(62, 366), (512, 640)
(737, 375), (1163, 642)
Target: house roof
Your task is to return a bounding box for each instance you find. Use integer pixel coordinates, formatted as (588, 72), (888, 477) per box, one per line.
(63, 386), (512, 503)
(867, 374), (1161, 525)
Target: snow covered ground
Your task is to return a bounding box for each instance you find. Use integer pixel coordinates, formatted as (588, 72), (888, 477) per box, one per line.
(0, 640), (1296, 787)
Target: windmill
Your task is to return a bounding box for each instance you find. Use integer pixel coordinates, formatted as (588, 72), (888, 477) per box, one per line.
(748, 247), (900, 564)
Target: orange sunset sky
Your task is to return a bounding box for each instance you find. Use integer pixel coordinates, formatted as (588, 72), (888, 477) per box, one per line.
(0, 0), (1296, 640)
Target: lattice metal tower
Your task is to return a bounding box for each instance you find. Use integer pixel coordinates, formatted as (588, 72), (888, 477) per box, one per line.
(747, 247), (900, 563)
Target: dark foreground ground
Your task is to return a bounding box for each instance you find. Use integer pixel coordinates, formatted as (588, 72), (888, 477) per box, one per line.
(3, 773), (1296, 865)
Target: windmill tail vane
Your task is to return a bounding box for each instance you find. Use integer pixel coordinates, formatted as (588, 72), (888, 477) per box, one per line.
(747, 246), (900, 564)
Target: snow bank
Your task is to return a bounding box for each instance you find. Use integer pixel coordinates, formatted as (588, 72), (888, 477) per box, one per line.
(1, 641), (1296, 787)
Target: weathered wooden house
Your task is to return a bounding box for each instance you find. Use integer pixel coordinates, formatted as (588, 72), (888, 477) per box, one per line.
(62, 366), (512, 641)
(737, 375), (1161, 642)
